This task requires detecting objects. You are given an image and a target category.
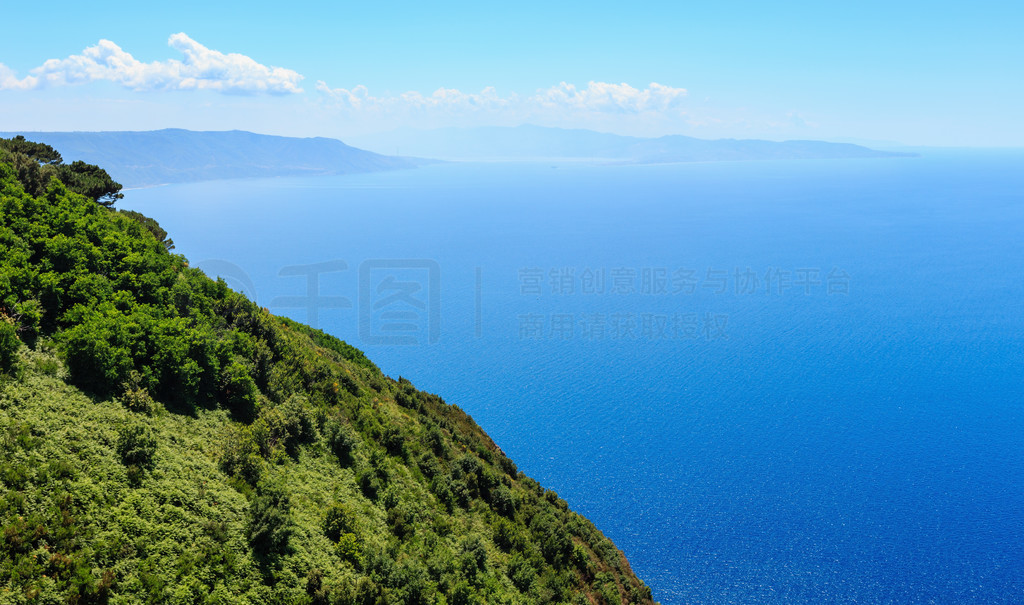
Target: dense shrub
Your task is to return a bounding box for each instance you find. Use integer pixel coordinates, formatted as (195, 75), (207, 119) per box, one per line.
(454, 453), (484, 480)
(531, 511), (574, 568)
(247, 395), (318, 460)
(221, 361), (259, 420)
(425, 425), (446, 456)
(120, 370), (156, 415)
(324, 502), (358, 541)
(0, 319), (18, 373)
(449, 580), (476, 605)
(336, 533), (363, 568)
(306, 569), (330, 605)
(247, 482), (293, 557)
(416, 452), (441, 478)
(115, 421), (157, 469)
(493, 518), (526, 552)
(395, 388), (418, 410)
(507, 553), (537, 592)
(326, 418), (359, 466)
(279, 395), (318, 443)
(60, 309), (136, 397)
(489, 484), (515, 517)
(219, 426), (264, 484)
(430, 473), (455, 510)
(497, 454), (518, 477)
(358, 470), (383, 501)
(381, 425), (407, 458)
(387, 504), (415, 539)
(459, 534), (488, 579)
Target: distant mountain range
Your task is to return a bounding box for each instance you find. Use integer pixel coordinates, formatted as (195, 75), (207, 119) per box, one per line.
(347, 124), (916, 163)
(1, 127), (915, 189)
(0, 129), (426, 188)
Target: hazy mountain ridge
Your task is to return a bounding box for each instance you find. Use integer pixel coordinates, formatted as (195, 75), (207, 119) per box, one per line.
(348, 124), (916, 162)
(0, 128), (913, 191)
(0, 129), (427, 188)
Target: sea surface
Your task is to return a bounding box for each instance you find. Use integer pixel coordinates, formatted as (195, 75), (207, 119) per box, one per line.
(125, 151), (1024, 604)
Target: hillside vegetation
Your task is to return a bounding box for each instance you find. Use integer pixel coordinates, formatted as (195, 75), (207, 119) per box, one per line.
(0, 139), (655, 605)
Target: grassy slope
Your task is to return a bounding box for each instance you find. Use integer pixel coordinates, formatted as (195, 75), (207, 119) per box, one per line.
(0, 153), (655, 605)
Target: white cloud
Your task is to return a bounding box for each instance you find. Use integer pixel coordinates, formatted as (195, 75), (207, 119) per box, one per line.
(0, 63), (37, 90)
(316, 81), (515, 113)
(0, 34), (303, 94)
(531, 81), (687, 114)
(316, 80), (686, 117)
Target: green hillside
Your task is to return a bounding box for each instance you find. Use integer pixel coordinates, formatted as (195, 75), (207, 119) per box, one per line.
(0, 139), (655, 605)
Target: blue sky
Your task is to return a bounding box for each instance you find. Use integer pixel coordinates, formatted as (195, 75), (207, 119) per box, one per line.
(1, 1), (1021, 145)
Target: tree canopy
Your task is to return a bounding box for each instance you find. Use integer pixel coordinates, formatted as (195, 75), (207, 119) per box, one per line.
(0, 135), (123, 206)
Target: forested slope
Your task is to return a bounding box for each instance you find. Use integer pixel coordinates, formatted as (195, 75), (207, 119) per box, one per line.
(0, 140), (655, 605)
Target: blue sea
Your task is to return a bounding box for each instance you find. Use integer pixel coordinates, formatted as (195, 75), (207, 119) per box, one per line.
(125, 151), (1024, 604)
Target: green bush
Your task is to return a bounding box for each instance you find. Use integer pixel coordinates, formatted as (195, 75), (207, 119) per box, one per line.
(325, 418), (359, 466)
(449, 580), (478, 605)
(6, 300), (43, 348)
(417, 452), (441, 478)
(221, 361), (259, 420)
(387, 504), (414, 539)
(425, 425), (447, 457)
(497, 454), (518, 477)
(59, 310), (136, 396)
(493, 517), (526, 552)
(324, 502), (358, 541)
(247, 482), (293, 557)
(430, 473), (455, 511)
(507, 553), (537, 592)
(279, 394), (318, 453)
(115, 421), (157, 469)
(381, 425), (407, 458)
(451, 478), (472, 508)
(247, 399), (318, 462)
(358, 471), (383, 501)
(0, 319), (18, 373)
(458, 534), (488, 579)
(219, 426), (264, 484)
(305, 569), (330, 605)
(490, 484), (516, 518)
(531, 511), (573, 568)
(453, 453), (484, 480)
(336, 533), (363, 569)
(120, 370), (156, 415)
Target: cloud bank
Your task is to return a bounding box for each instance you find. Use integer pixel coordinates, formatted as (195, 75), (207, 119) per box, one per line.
(0, 34), (303, 94)
(315, 82), (515, 113)
(0, 34), (700, 133)
(315, 80), (688, 116)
